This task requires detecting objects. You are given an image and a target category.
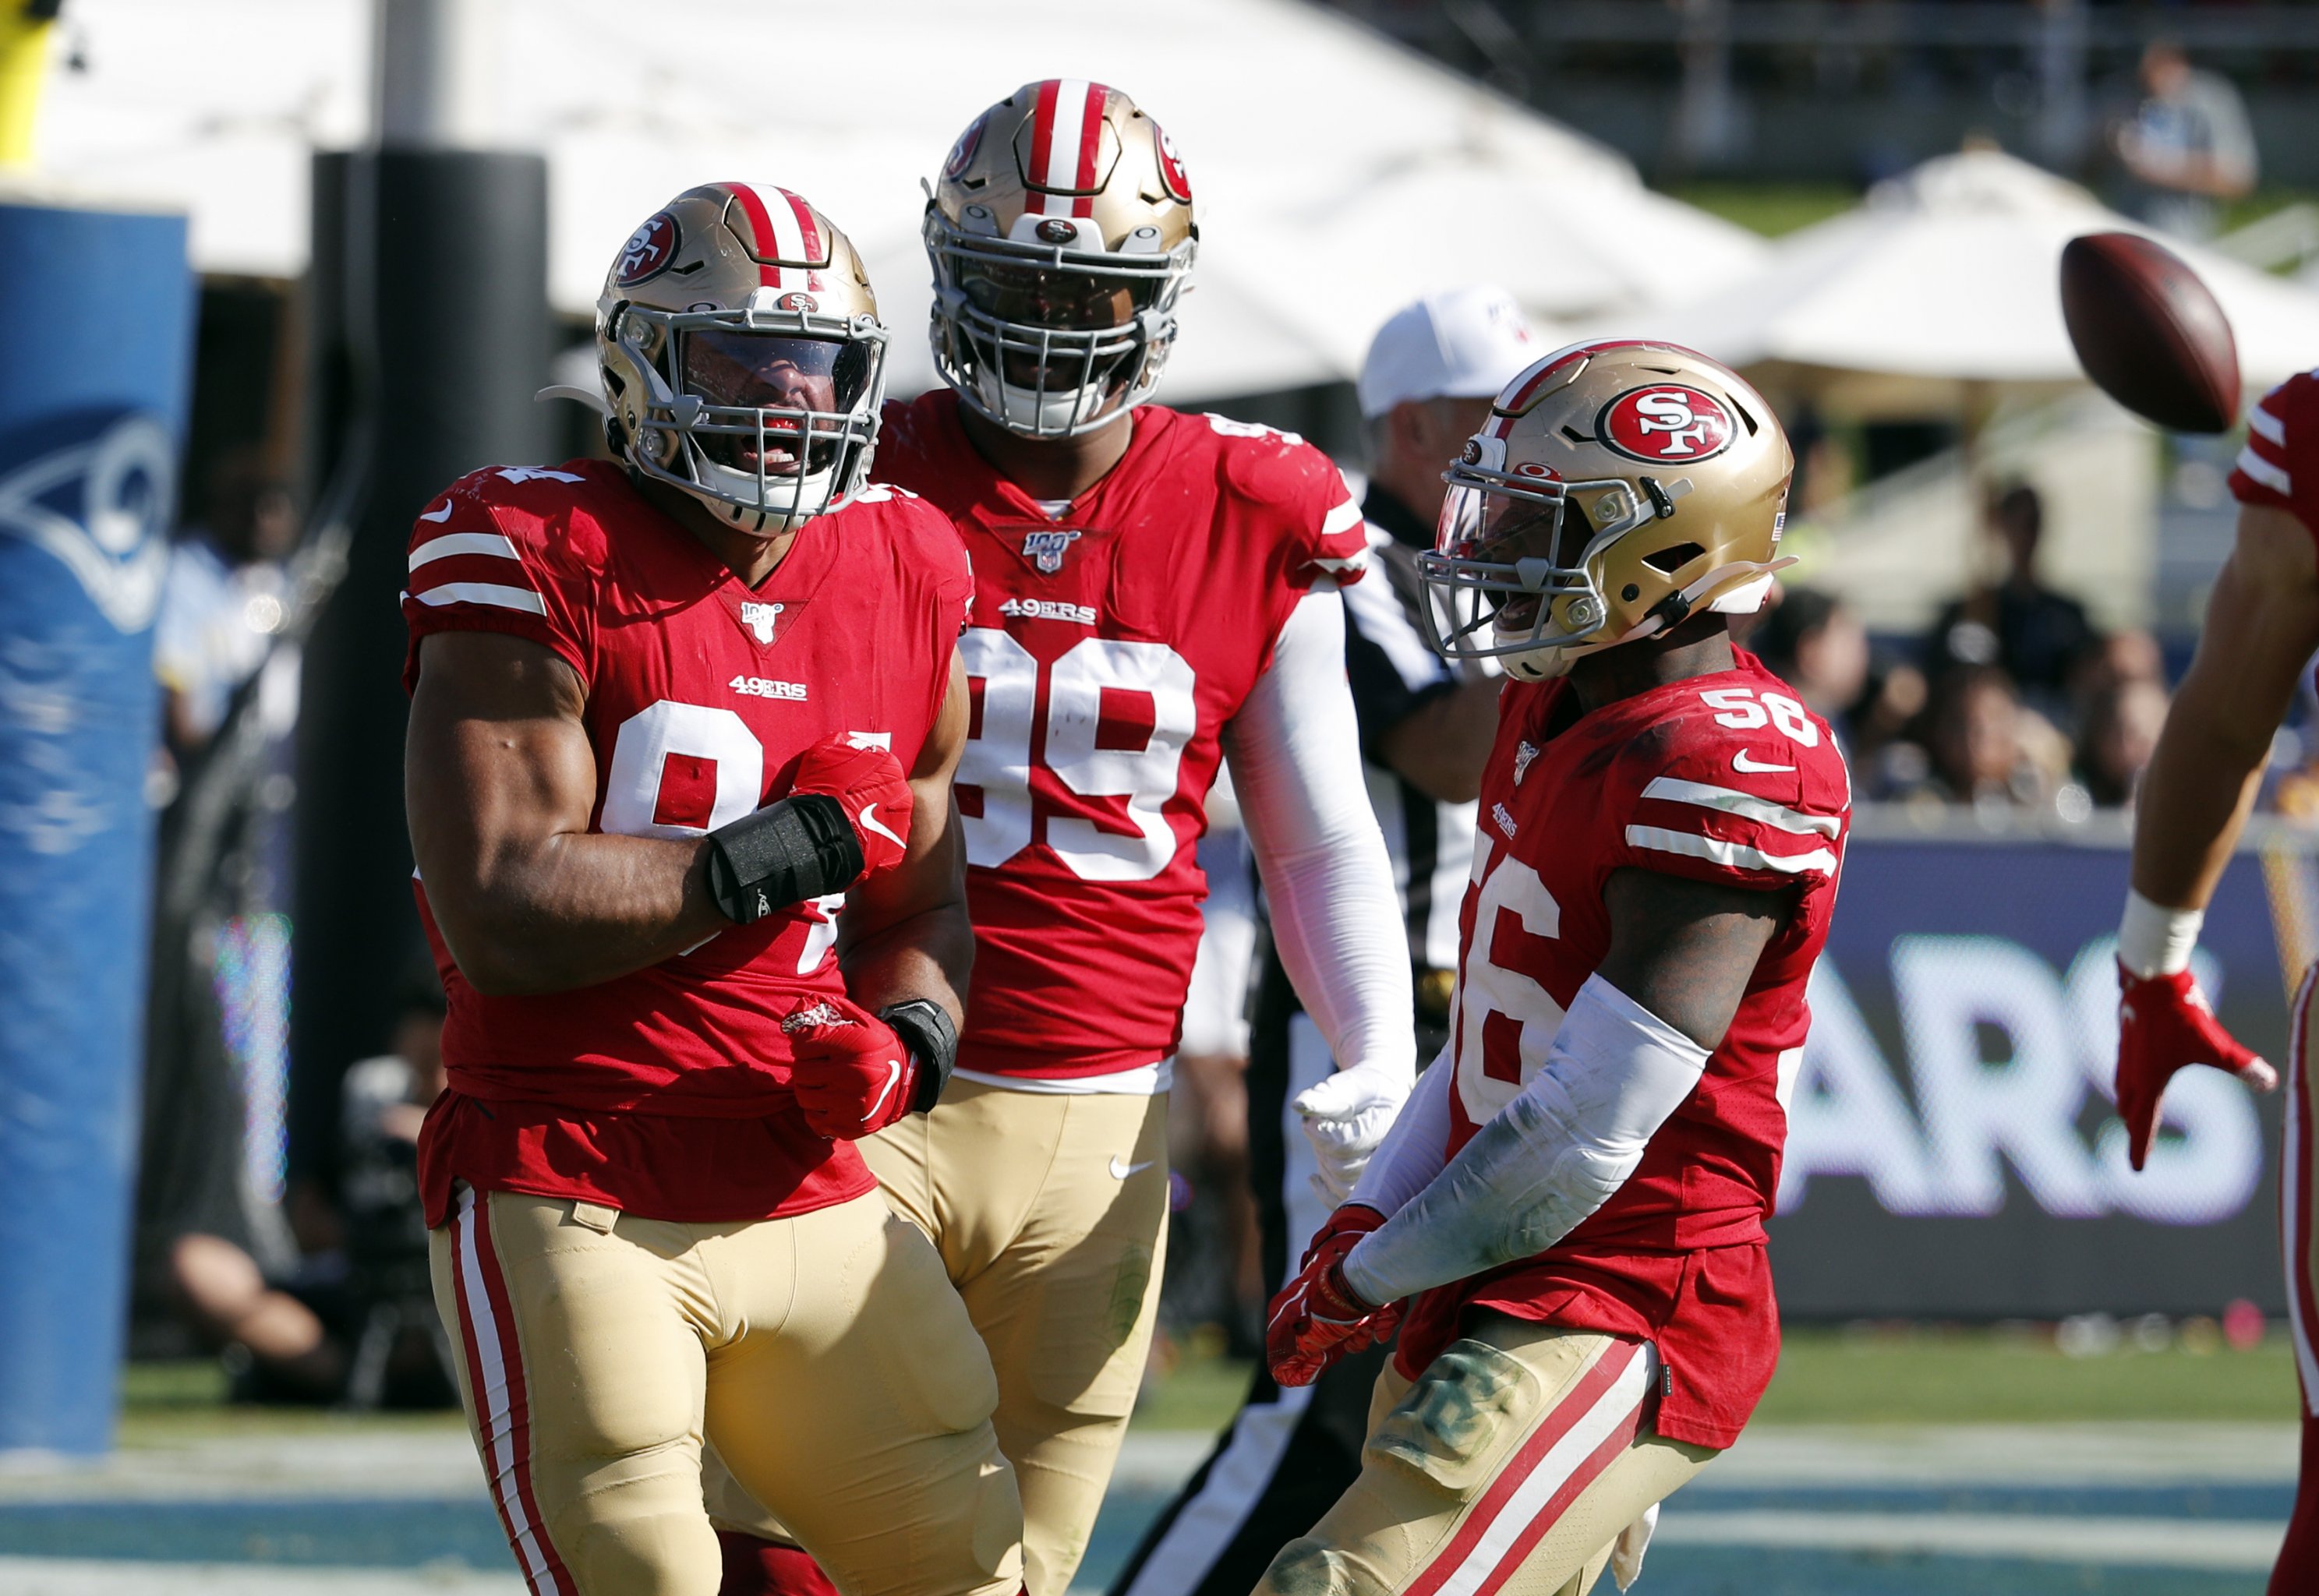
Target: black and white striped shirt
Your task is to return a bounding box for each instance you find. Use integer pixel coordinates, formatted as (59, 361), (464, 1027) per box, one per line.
(1339, 486), (1484, 976)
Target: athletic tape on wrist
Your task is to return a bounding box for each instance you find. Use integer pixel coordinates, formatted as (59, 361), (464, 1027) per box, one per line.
(704, 793), (863, 924)
(2119, 888), (2202, 979)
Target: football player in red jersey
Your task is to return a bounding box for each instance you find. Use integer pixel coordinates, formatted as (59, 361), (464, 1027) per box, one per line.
(709, 83), (1416, 1596)
(2112, 370), (2319, 1596)
(1260, 341), (1847, 1596)
(402, 183), (1025, 1596)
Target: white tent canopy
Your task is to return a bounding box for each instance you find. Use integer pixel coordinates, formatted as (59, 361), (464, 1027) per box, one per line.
(1589, 149), (2319, 390)
(36, 0), (1769, 400)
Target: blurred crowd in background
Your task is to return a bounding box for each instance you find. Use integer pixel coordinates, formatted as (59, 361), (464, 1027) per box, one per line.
(1753, 484), (2173, 820)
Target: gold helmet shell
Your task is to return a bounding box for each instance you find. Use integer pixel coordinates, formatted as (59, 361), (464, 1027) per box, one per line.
(1422, 341), (1794, 681)
(924, 79), (1197, 439)
(596, 182), (888, 532)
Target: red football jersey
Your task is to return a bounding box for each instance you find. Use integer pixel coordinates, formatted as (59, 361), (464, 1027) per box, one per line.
(2230, 369), (2319, 538)
(401, 460), (971, 1224)
(874, 391), (1366, 1078)
(1394, 649), (1851, 1449)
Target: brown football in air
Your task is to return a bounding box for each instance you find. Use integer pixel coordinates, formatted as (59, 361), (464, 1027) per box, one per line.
(2061, 231), (2240, 433)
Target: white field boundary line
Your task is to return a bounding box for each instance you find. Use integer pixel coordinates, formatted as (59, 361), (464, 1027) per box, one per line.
(1656, 1510), (2285, 1572)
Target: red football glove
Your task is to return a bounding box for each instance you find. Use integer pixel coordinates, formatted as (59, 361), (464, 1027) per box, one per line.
(790, 735), (913, 881)
(783, 994), (921, 1140)
(2116, 962), (2277, 1172)
(1267, 1205), (1400, 1388)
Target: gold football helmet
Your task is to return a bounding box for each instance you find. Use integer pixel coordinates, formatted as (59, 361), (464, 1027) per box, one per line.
(1422, 341), (1794, 681)
(595, 182), (887, 532)
(924, 79), (1197, 439)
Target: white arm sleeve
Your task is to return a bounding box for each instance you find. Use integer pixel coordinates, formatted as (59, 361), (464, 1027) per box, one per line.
(1221, 586), (1417, 1084)
(1340, 974), (1709, 1305)
(1346, 1047), (1455, 1217)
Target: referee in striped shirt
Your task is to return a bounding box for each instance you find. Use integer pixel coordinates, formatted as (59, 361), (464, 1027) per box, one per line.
(1113, 288), (1541, 1596)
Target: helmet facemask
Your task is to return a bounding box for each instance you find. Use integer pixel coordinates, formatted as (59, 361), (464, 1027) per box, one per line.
(924, 204), (1192, 440)
(609, 299), (888, 534)
(1423, 458), (1709, 679)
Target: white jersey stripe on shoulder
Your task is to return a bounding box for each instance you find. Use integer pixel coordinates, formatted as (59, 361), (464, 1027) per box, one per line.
(410, 531), (522, 571)
(1322, 496), (1364, 536)
(414, 582), (548, 616)
(1641, 775), (1842, 837)
(1432, 1343), (1652, 1596)
(1626, 824), (1836, 876)
(2249, 403), (2286, 447)
(2238, 445), (2292, 496)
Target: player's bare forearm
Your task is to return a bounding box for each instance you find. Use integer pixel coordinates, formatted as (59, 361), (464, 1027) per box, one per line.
(1595, 867), (1791, 1048)
(1378, 675), (1501, 804)
(407, 631), (727, 994)
(2131, 506), (2319, 911)
(836, 655), (973, 1026)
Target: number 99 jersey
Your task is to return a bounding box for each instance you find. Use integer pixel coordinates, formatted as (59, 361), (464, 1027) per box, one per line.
(1395, 648), (1851, 1450)
(874, 390), (1367, 1079)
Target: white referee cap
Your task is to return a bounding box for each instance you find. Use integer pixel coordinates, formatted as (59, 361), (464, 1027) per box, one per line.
(1358, 285), (1540, 419)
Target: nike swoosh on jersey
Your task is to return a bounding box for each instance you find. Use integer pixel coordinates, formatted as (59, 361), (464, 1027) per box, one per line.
(1732, 750), (1795, 773)
(858, 803), (907, 849)
(419, 500), (454, 522)
(862, 1060), (903, 1122)
(1109, 1156), (1154, 1180)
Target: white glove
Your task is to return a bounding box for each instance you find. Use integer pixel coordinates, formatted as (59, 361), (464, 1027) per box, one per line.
(1294, 1058), (1414, 1202)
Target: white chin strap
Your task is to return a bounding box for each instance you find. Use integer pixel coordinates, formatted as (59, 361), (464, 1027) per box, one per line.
(975, 367), (1112, 436)
(694, 458), (842, 534)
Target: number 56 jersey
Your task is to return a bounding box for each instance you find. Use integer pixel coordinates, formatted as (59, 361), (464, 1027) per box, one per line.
(875, 390), (1366, 1079)
(1395, 648), (1851, 1450)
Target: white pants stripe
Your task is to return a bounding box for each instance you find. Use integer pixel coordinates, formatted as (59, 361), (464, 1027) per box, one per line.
(448, 1187), (570, 1596)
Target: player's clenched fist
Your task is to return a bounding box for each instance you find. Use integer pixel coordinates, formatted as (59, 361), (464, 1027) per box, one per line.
(783, 995), (921, 1139)
(1295, 1059), (1414, 1203)
(1267, 1204), (1400, 1388)
(790, 735), (914, 877)
(704, 736), (914, 925)
(2116, 962), (2276, 1171)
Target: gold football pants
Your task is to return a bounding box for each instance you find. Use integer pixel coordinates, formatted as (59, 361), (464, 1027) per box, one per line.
(1253, 1319), (1717, 1596)
(430, 1185), (1023, 1596)
(709, 1079), (1170, 1596)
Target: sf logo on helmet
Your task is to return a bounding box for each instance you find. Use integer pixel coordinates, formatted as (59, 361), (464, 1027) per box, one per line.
(617, 213), (678, 287)
(1599, 385), (1736, 463)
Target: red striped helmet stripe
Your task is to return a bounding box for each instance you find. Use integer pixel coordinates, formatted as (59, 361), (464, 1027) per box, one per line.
(1072, 82), (1107, 216)
(722, 182), (783, 288)
(774, 186), (822, 263)
(1029, 79), (1062, 197)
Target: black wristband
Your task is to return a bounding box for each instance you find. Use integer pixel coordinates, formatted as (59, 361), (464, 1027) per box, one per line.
(703, 793), (864, 924)
(878, 999), (957, 1114)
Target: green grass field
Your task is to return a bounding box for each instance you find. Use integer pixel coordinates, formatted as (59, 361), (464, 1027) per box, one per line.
(1755, 1325), (2301, 1425)
(114, 1324), (2302, 1449)
(1122, 1327), (2303, 1437)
